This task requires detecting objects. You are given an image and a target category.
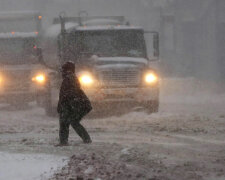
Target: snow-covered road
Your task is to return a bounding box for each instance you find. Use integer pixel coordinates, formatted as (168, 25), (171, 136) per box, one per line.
(0, 78), (225, 180)
(0, 152), (67, 180)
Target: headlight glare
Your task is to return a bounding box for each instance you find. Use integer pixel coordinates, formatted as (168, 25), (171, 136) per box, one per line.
(0, 74), (4, 86)
(32, 74), (46, 84)
(80, 75), (93, 84)
(79, 75), (93, 86)
(145, 73), (158, 84)
(78, 72), (94, 86)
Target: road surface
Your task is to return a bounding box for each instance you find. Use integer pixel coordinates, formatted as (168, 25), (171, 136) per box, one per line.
(0, 78), (225, 180)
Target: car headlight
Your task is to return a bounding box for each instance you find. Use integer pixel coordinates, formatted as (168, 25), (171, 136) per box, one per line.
(32, 74), (46, 84)
(78, 72), (94, 86)
(144, 72), (158, 84)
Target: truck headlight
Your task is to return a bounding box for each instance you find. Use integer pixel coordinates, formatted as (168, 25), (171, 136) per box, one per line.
(0, 75), (2, 84)
(78, 72), (94, 86)
(32, 74), (46, 84)
(0, 76), (3, 90)
(144, 72), (158, 84)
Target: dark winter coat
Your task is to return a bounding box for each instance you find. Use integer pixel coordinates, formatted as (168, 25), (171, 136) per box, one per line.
(57, 71), (92, 120)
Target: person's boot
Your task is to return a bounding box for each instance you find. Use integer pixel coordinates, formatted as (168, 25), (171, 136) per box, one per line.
(83, 138), (92, 144)
(55, 141), (69, 146)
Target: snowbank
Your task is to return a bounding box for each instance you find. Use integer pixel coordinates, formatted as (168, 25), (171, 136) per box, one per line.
(0, 152), (68, 180)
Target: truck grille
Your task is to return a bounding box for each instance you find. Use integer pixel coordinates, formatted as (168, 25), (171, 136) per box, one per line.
(99, 69), (141, 87)
(4, 71), (30, 92)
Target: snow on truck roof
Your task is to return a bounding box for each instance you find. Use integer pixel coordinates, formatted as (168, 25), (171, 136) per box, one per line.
(82, 19), (122, 26)
(45, 16), (143, 38)
(53, 16), (125, 25)
(74, 25), (143, 31)
(0, 32), (38, 39)
(73, 17), (143, 31)
(45, 23), (143, 38)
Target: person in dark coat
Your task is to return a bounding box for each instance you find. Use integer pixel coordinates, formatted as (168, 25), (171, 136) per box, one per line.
(57, 61), (92, 145)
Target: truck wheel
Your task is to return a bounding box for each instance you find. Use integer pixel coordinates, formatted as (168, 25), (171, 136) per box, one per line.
(145, 100), (159, 114)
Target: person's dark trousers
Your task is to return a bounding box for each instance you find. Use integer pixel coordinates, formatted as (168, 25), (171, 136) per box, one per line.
(59, 111), (91, 144)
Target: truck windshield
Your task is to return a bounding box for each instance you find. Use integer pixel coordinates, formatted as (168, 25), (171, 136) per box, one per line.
(71, 30), (147, 58)
(0, 38), (37, 64)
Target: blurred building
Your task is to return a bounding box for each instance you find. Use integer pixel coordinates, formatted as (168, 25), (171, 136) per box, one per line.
(160, 0), (225, 80)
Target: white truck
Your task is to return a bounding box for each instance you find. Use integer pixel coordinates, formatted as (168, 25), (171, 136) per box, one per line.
(0, 11), (48, 106)
(43, 15), (160, 115)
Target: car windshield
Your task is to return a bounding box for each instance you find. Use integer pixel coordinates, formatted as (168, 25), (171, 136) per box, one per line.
(0, 38), (38, 64)
(70, 30), (147, 58)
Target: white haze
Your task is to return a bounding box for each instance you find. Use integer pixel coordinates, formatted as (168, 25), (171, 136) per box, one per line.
(0, 1), (225, 179)
(0, 0), (224, 85)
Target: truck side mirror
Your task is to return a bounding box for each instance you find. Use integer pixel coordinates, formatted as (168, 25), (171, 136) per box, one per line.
(153, 33), (159, 58)
(144, 31), (159, 61)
